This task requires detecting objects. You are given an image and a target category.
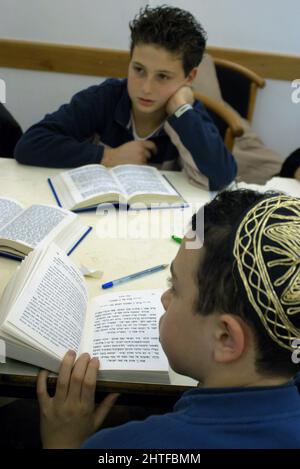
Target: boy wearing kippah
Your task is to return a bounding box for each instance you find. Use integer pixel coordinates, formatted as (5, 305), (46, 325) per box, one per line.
(37, 190), (300, 448)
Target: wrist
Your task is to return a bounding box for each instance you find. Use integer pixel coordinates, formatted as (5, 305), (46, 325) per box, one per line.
(168, 99), (187, 116)
(101, 147), (114, 166)
(172, 103), (193, 118)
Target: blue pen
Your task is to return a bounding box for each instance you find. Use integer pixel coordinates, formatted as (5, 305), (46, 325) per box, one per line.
(102, 264), (168, 289)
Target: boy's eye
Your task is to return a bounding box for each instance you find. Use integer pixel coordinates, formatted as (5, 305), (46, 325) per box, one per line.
(158, 74), (170, 81)
(133, 66), (144, 74)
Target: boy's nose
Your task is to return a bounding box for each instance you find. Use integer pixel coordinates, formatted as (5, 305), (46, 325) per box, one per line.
(141, 78), (153, 95)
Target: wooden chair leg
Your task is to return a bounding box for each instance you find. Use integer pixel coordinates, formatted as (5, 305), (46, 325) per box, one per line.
(224, 128), (234, 151)
(247, 83), (258, 123)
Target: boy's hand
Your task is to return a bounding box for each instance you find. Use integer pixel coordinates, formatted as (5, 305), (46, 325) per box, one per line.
(37, 351), (119, 449)
(166, 86), (194, 116)
(102, 141), (157, 167)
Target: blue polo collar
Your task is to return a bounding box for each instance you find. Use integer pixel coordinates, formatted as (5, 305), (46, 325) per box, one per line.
(114, 79), (132, 128)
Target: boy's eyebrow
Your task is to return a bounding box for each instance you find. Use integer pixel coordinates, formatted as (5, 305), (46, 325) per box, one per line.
(156, 70), (175, 76)
(132, 61), (175, 75)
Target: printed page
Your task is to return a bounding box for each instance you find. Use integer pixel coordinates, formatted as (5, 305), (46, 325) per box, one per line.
(2, 244), (88, 358)
(0, 204), (74, 248)
(83, 290), (168, 371)
(60, 165), (123, 204)
(112, 165), (178, 197)
(0, 197), (23, 229)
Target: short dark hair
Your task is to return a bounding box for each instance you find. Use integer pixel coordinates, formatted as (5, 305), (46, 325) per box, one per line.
(279, 147), (300, 178)
(129, 5), (207, 76)
(192, 189), (300, 378)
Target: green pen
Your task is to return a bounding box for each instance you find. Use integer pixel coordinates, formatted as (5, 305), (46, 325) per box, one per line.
(171, 235), (183, 244)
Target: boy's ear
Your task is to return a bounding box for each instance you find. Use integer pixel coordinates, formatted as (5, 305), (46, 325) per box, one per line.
(213, 314), (248, 364)
(185, 67), (198, 85)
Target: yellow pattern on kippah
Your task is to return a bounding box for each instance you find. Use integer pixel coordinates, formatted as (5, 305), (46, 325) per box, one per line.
(233, 195), (300, 351)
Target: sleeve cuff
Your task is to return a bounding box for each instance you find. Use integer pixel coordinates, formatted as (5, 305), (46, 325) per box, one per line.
(173, 103), (193, 118)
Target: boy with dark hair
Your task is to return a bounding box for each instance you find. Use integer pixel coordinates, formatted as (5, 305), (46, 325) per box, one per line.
(129, 6), (206, 76)
(15, 5), (237, 191)
(37, 189), (300, 448)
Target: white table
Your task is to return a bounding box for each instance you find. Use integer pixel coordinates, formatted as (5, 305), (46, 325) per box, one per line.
(0, 158), (210, 396)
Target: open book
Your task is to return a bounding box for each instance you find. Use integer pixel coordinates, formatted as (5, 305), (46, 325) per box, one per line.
(0, 197), (92, 260)
(0, 244), (169, 384)
(48, 164), (186, 211)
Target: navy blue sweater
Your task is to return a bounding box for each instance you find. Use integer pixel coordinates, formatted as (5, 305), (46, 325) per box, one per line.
(15, 79), (237, 191)
(82, 381), (300, 449)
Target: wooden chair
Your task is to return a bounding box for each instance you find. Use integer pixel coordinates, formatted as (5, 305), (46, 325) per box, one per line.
(214, 58), (266, 122)
(194, 59), (266, 151)
(193, 91), (244, 151)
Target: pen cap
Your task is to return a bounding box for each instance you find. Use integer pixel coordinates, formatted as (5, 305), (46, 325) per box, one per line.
(102, 282), (113, 289)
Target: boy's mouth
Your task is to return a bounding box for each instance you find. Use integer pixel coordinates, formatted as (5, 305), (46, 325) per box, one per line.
(138, 97), (155, 106)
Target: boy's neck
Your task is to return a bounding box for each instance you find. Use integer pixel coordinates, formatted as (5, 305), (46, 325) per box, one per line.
(131, 106), (167, 137)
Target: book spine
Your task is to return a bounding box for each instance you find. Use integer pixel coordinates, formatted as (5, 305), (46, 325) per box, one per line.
(128, 203), (190, 211)
(67, 226), (93, 256)
(0, 252), (23, 261)
(73, 206), (99, 213)
(47, 178), (62, 208)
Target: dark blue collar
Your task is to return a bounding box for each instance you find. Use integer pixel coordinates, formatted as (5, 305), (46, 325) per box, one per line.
(114, 79), (131, 128)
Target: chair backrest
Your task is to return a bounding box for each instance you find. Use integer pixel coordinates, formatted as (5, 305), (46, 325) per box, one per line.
(214, 58), (265, 122)
(193, 91), (244, 151)
(0, 103), (23, 158)
(192, 54), (266, 149)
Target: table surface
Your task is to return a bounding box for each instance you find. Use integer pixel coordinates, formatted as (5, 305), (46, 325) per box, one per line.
(0, 158), (211, 401)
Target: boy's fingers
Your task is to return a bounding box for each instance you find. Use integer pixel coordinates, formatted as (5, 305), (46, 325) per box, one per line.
(81, 357), (99, 407)
(143, 141), (157, 154)
(37, 370), (50, 407)
(68, 353), (91, 403)
(55, 350), (77, 402)
(144, 149), (152, 160)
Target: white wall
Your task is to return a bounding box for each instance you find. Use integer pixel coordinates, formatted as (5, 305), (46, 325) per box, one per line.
(0, 0), (143, 48)
(0, 0), (145, 129)
(152, 0), (300, 54)
(0, 0), (299, 157)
